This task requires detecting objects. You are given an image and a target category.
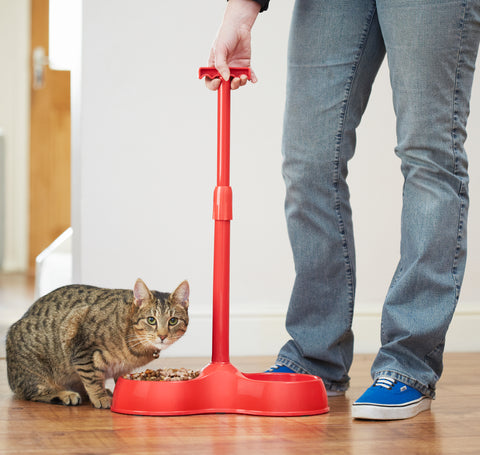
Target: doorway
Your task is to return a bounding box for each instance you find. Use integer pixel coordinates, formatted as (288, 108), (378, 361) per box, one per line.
(28, 0), (71, 272)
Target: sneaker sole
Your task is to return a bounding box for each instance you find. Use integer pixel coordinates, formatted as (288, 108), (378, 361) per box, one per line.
(352, 396), (432, 420)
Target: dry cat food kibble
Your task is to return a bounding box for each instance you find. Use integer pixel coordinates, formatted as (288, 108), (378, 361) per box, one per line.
(124, 368), (200, 381)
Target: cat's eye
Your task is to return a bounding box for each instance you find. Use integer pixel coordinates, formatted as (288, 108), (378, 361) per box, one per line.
(147, 316), (157, 326)
(168, 317), (179, 326)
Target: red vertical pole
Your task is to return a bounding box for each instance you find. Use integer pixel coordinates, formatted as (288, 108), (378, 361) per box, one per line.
(198, 67), (250, 365)
(212, 79), (232, 363)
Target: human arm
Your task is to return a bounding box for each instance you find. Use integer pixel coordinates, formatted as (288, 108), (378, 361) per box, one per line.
(206, 0), (262, 90)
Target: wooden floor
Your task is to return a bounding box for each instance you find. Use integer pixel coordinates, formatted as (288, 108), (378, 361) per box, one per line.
(1, 354), (479, 454)
(1, 273), (479, 454)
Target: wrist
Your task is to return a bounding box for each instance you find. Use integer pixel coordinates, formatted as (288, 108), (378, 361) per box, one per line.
(225, 0), (261, 29)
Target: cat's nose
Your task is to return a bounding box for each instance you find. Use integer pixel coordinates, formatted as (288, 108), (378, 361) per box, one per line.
(159, 334), (168, 341)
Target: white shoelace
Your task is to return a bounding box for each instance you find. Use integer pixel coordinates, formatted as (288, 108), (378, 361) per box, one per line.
(374, 377), (397, 390)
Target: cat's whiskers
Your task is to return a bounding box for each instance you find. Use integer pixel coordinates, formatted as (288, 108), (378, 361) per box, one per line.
(127, 332), (167, 354)
(126, 335), (152, 351)
(126, 340), (145, 350)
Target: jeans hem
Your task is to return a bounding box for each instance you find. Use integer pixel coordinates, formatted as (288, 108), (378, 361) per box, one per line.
(277, 355), (350, 394)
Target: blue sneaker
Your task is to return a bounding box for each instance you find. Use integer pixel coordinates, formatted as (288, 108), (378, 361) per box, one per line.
(264, 364), (296, 374)
(352, 377), (432, 420)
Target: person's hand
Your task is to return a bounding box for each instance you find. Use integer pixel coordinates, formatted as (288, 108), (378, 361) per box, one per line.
(206, 0), (261, 91)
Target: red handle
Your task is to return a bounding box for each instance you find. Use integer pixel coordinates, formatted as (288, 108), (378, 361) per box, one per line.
(198, 67), (252, 81)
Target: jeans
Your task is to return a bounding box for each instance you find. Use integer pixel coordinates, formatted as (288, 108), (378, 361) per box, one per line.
(278, 0), (480, 397)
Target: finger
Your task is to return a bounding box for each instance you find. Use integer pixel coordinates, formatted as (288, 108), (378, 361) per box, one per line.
(239, 74), (248, 87)
(205, 76), (221, 91)
(231, 77), (241, 90)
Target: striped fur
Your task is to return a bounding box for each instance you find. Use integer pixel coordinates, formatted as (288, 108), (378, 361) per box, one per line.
(6, 279), (189, 409)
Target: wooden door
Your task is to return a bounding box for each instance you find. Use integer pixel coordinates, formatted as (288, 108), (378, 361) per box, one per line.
(29, 0), (71, 271)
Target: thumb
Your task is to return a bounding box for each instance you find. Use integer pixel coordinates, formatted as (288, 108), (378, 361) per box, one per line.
(217, 65), (230, 82)
(213, 45), (231, 81)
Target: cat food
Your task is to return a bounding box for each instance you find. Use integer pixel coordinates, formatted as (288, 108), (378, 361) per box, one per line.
(124, 368), (200, 382)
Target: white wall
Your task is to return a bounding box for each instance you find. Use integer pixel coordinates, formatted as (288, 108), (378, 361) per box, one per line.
(73, 0), (480, 356)
(0, 0), (30, 271)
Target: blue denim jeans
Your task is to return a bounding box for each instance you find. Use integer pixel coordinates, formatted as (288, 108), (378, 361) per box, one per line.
(278, 0), (480, 397)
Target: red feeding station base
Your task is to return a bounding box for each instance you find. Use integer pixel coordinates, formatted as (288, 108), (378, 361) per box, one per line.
(110, 68), (329, 416)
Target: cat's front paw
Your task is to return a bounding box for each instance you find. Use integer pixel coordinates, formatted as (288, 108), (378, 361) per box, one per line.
(56, 391), (82, 406)
(90, 394), (112, 409)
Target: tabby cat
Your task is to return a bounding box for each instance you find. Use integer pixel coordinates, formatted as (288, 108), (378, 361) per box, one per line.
(6, 278), (189, 409)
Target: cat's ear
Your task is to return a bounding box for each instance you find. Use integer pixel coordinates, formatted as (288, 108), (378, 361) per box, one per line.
(133, 278), (153, 308)
(172, 280), (189, 309)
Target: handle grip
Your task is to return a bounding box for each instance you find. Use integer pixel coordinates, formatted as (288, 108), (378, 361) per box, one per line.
(199, 67), (252, 81)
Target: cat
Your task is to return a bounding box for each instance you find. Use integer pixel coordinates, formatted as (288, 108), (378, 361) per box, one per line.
(6, 278), (189, 409)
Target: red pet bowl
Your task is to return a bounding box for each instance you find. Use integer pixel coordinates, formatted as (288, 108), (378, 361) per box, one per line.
(111, 362), (329, 416)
